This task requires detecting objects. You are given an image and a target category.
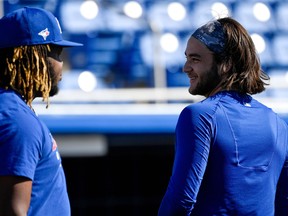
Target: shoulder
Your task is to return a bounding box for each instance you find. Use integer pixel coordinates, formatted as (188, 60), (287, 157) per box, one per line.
(178, 92), (236, 129)
(0, 89), (43, 137)
(176, 99), (219, 133)
(0, 89), (35, 117)
(180, 95), (222, 118)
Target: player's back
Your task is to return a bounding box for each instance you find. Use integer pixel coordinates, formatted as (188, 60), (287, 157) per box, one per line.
(191, 90), (288, 216)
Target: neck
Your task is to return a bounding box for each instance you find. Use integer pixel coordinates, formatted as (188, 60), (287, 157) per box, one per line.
(205, 84), (223, 97)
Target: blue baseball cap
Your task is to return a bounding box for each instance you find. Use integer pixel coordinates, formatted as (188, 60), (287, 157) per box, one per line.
(0, 6), (83, 48)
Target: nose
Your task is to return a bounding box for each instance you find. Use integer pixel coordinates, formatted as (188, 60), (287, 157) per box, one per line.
(183, 60), (191, 73)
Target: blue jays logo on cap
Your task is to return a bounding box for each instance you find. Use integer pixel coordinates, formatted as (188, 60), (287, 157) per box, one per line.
(0, 7), (82, 48)
(38, 28), (50, 40)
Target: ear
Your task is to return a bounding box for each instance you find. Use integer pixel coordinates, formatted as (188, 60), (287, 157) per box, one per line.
(218, 57), (232, 75)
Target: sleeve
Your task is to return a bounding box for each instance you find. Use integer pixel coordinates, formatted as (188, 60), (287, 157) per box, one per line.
(0, 109), (42, 180)
(158, 105), (213, 216)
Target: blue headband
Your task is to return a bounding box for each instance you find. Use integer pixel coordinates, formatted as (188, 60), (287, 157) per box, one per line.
(192, 20), (226, 54)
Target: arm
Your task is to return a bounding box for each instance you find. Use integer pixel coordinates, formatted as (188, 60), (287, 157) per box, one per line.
(0, 176), (32, 216)
(158, 106), (212, 215)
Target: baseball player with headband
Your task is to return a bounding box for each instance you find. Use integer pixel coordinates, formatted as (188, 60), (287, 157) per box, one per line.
(158, 17), (288, 216)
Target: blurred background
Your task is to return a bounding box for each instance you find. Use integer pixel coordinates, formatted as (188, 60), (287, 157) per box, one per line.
(1, 0), (288, 215)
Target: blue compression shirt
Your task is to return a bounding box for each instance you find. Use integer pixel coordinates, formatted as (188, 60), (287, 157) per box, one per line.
(158, 91), (288, 216)
(0, 88), (70, 216)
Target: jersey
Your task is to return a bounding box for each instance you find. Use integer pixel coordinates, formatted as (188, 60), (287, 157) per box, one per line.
(158, 90), (288, 216)
(0, 88), (70, 216)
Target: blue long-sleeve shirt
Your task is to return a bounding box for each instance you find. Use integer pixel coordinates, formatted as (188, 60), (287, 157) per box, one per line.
(158, 91), (288, 216)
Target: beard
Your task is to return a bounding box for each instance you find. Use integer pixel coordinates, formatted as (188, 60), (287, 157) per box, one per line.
(34, 61), (60, 98)
(49, 67), (59, 97)
(49, 83), (59, 97)
(189, 62), (221, 96)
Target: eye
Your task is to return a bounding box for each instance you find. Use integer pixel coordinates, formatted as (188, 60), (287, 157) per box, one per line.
(57, 47), (63, 56)
(48, 45), (63, 62)
(186, 56), (200, 63)
(192, 57), (200, 62)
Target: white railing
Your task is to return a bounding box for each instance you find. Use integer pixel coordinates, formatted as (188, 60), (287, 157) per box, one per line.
(32, 85), (288, 116)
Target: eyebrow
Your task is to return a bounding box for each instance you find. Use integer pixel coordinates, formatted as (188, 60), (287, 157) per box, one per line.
(184, 52), (201, 58)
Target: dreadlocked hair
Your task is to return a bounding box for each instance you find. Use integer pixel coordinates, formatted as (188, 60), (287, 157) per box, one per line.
(0, 45), (52, 108)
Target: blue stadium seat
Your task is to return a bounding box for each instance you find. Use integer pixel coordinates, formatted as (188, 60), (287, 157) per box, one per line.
(271, 33), (288, 67)
(274, 2), (288, 33)
(233, 1), (276, 33)
(146, 1), (191, 32)
(60, 1), (106, 33)
(188, 1), (232, 28)
(103, 7), (147, 32)
(255, 34), (275, 68)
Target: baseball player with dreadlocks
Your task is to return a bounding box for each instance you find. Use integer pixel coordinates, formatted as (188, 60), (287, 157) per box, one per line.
(0, 7), (82, 215)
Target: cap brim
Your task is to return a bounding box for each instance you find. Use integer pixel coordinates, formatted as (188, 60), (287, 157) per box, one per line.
(51, 40), (83, 47)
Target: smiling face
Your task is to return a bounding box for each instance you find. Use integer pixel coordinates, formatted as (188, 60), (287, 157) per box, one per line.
(183, 36), (221, 97)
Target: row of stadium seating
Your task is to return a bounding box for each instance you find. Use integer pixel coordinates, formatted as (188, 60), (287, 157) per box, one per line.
(3, 0), (288, 89)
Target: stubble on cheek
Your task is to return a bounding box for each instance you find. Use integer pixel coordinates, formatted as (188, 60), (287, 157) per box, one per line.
(188, 64), (220, 96)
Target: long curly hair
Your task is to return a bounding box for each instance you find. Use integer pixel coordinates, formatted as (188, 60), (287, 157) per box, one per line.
(0, 45), (52, 107)
(215, 17), (270, 95)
